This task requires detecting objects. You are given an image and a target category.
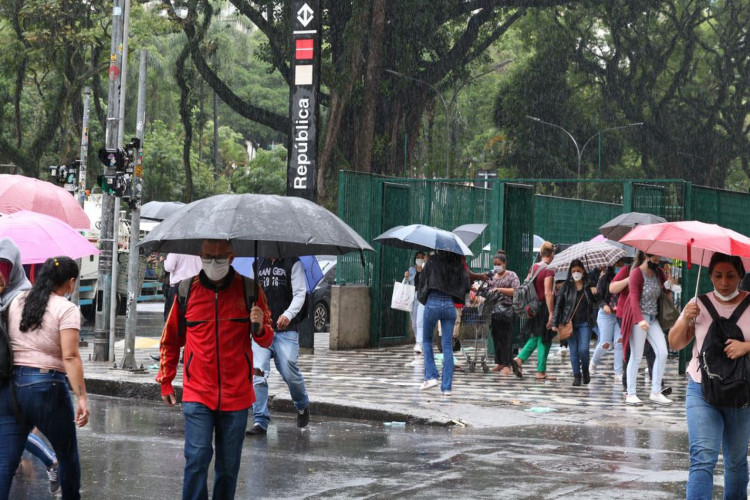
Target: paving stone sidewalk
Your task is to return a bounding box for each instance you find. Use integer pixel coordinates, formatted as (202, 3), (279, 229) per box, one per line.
(80, 309), (690, 430)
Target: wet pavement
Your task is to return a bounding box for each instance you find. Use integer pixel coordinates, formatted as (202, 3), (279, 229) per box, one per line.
(9, 394), (695, 499)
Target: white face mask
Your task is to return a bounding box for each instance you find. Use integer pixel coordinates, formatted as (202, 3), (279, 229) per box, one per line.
(494, 265), (505, 273)
(572, 272), (584, 282)
(203, 260), (230, 281)
(714, 289), (740, 301)
(415, 259), (425, 267)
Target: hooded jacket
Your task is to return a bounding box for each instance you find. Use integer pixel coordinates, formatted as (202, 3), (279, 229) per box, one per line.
(156, 269), (274, 411)
(0, 238), (31, 326)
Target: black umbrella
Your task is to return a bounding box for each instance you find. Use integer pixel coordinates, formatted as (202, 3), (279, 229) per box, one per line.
(599, 212), (667, 242)
(140, 201), (185, 221)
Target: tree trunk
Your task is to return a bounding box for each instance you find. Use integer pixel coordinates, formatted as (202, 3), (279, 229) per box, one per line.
(176, 47), (194, 202)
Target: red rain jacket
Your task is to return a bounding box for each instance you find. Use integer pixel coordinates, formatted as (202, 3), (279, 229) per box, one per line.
(156, 270), (274, 411)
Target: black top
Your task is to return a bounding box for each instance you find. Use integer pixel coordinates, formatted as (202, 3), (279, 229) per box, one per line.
(417, 252), (470, 305)
(256, 257), (301, 332)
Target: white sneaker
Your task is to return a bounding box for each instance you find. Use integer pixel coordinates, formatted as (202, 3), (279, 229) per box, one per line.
(413, 344), (423, 355)
(625, 394), (643, 406)
(649, 392), (673, 405)
(442, 391), (452, 397)
(420, 379), (439, 391)
(588, 361), (596, 375)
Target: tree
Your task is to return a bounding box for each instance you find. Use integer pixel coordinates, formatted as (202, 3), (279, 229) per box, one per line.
(232, 145), (287, 195)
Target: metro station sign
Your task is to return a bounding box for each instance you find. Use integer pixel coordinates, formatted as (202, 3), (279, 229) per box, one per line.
(287, 0), (321, 201)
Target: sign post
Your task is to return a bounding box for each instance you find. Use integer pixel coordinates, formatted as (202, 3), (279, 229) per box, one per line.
(287, 0), (321, 202)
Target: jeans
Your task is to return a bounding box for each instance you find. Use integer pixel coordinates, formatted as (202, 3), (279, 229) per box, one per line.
(627, 314), (668, 396)
(568, 322), (592, 375)
(685, 378), (750, 499)
(411, 297), (425, 344)
(252, 330), (309, 430)
(518, 336), (552, 373)
(422, 292), (457, 392)
(182, 402), (248, 500)
(0, 367), (80, 500)
(592, 309), (623, 375)
(25, 433), (56, 468)
(490, 314), (513, 366)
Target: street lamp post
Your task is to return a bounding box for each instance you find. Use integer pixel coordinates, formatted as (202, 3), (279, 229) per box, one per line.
(386, 69), (450, 179)
(526, 116), (643, 198)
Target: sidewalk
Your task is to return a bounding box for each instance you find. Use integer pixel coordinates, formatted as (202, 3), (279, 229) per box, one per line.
(81, 306), (690, 429)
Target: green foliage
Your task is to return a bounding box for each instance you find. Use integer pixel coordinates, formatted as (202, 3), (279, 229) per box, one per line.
(232, 146), (287, 195)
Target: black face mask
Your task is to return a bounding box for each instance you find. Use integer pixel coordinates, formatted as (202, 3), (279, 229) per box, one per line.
(647, 260), (659, 271)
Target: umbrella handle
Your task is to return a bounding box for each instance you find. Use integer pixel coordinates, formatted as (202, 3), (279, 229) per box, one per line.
(251, 240), (260, 334)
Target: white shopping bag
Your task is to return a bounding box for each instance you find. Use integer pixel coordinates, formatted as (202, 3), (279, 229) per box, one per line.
(391, 279), (415, 312)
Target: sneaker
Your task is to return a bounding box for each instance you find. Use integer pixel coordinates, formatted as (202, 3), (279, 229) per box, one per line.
(420, 379), (439, 391)
(649, 392), (673, 405)
(625, 394), (643, 406)
(442, 391), (452, 396)
(588, 361), (596, 375)
(559, 346), (569, 358)
(246, 423), (267, 436)
(47, 464), (59, 494)
(297, 406), (310, 428)
(413, 344), (423, 355)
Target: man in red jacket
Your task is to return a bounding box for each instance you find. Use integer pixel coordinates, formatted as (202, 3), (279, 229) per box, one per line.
(157, 239), (274, 500)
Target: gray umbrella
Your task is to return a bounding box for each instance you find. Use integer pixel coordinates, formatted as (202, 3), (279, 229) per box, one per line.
(452, 223), (488, 247)
(137, 194), (373, 258)
(599, 212), (667, 242)
(374, 224), (473, 256)
(140, 201), (185, 221)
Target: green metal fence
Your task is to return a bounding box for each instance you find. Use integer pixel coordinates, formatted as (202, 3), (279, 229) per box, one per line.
(337, 173), (750, 353)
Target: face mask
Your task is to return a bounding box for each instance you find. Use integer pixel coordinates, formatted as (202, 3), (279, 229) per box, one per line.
(203, 260), (230, 281)
(494, 265), (505, 274)
(647, 260), (659, 271)
(415, 259), (424, 267)
(714, 289), (740, 301)
(571, 272), (584, 282)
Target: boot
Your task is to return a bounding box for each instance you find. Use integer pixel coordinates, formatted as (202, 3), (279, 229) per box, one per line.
(572, 374), (582, 387)
(582, 367), (591, 385)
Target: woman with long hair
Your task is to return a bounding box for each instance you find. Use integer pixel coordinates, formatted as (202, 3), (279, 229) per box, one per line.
(669, 253), (750, 499)
(552, 259), (598, 386)
(590, 260), (625, 382)
(487, 252), (520, 374)
(0, 256), (89, 499)
(620, 251), (673, 406)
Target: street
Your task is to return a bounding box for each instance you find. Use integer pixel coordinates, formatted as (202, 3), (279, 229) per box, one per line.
(9, 394), (695, 499)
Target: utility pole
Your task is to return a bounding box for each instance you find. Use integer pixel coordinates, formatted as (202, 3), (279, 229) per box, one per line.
(122, 49), (146, 371)
(94, 0), (125, 362)
(78, 88), (91, 209)
(108, 0), (132, 362)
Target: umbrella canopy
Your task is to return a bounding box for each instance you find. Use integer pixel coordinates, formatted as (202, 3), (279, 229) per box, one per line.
(0, 211), (100, 264)
(548, 241), (627, 273)
(140, 201), (185, 221)
(232, 256), (324, 293)
(599, 212), (667, 242)
(619, 221), (750, 269)
(374, 224), (473, 256)
(0, 174), (90, 230)
(533, 234), (545, 252)
(590, 234), (636, 258)
(138, 193), (373, 257)
(452, 223), (487, 247)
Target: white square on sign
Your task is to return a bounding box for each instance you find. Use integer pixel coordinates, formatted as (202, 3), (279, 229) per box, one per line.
(295, 65), (313, 86)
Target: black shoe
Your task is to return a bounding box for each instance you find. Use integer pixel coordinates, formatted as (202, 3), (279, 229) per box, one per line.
(572, 374), (582, 387)
(661, 386), (672, 397)
(297, 406), (310, 428)
(582, 369), (590, 385)
(149, 354), (160, 362)
(246, 423), (267, 436)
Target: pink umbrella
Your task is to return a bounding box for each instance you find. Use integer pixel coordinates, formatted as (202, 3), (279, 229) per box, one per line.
(0, 211), (99, 264)
(0, 174), (90, 230)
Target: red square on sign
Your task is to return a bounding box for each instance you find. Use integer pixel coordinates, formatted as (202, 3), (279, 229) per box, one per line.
(295, 39), (314, 60)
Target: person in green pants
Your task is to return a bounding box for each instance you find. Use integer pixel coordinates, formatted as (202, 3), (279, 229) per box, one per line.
(512, 241), (557, 381)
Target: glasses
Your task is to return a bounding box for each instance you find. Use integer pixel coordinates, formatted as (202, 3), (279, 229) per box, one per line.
(201, 257), (229, 264)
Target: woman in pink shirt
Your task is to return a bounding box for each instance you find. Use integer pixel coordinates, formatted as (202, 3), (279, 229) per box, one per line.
(669, 253), (750, 500)
(0, 256), (89, 500)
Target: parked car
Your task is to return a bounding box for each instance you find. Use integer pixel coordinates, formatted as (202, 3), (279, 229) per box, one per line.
(312, 257), (336, 332)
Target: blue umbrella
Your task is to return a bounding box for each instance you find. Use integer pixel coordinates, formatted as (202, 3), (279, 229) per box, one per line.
(232, 256), (324, 293)
(374, 224), (473, 256)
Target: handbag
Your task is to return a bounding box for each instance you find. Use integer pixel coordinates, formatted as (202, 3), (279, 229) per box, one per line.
(493, 300), (515, 322)
(657, 290), (679, 330)
(391, 279), (415, 312)
(558, 292), (585, 341)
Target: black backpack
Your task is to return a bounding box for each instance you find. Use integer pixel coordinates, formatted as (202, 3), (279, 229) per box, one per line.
(698, 294), (750, 408)
(512, 263), (547, 319)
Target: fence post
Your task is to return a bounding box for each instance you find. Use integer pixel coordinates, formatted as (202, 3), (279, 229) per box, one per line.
(622, 181), (633, 213)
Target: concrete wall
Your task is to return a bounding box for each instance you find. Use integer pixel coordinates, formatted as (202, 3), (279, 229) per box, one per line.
(329, 285), (371, 350)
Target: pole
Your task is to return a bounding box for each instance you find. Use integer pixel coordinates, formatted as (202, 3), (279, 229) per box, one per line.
(78, 88), (91, 208)
(94, 0), (125, 362)
(213, 91), (219, 179)
(121, 49), (147, 370)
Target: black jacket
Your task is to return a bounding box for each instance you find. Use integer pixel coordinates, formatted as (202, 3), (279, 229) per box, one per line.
(417, 252), (470, 305)
(553, 280), (598, 327)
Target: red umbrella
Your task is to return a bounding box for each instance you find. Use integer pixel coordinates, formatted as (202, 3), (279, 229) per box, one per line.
(0, 174), (90, 230)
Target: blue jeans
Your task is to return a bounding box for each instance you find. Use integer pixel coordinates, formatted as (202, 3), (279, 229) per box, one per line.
(422, 292), (457, 392)
(592, 309), (623, 375)
(182, 402), (248, 500)
(411, 297), (425, 344)
(627, 313), (668, 395)
(686, 378), (750, 499)
(25, 433), (56, 468)
(252, 330), (309, 430)
(0, 367), (80, 500)
(568, 322), (592, 375)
